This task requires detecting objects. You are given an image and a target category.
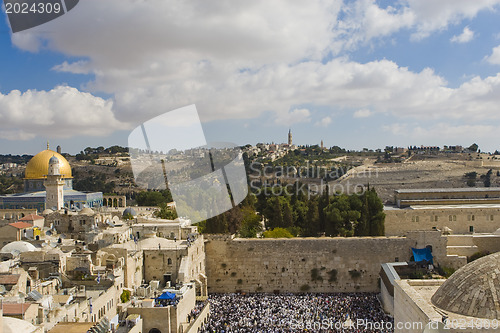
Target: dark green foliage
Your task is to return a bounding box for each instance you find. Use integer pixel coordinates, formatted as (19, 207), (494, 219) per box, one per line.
(136, 190), (173, 206)
(73, 172), (115, 194)
(328, 269), (338, 282)
(311, 268), (323, 281)
(349, 270), (362, 279)
(238, 206), (263, 238)
(0, 174), (23, 194)
(468, 143), (479, 152)
(484, 169), (493, 187)
(154, 202), (178, 219)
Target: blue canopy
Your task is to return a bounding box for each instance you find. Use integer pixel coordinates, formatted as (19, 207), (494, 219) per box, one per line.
(156, 292), (176, 300)
(412, 247), (433, 264)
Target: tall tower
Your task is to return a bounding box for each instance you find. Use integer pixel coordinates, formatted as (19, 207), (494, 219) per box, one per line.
(321, 140), (324, 149)
(288, 129), (292, 146)
(44, 156), (65, 210)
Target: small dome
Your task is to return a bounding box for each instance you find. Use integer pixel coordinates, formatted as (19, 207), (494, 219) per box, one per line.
(49, 155), (59, 164)
(42, 209), (54, 215)
(0, 241), (38, 254)
(79, 207), (95, 216)
(431, 252), (500, 319)
(123, 207), (137, 217)
(3, 316), (39, 333)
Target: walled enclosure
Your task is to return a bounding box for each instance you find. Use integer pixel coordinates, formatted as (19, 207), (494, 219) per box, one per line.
(205, 232), (450, 293)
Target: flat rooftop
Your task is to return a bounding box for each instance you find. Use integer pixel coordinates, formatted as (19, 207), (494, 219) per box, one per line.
(48, 322), (96, 333)
(395, 187), (500, 193)
(385, 203), (500, 210)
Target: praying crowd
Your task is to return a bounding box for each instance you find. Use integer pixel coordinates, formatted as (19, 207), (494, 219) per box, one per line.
(198, 293), (393, 332)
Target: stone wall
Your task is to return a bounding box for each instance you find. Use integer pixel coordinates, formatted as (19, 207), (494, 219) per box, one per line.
(204, 232), (456, 294)
(206, 236), (402, 293)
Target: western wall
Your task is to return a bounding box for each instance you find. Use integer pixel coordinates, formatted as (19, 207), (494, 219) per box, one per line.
(204, 231), (460, 293)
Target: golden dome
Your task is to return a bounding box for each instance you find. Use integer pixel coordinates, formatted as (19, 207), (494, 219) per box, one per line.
(25, 149), (72, 179)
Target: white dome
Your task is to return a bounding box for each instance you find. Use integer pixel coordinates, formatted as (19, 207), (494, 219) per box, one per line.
(42, 209), (54, 215)
(79, 207), (95, 216)
(3, 316), (38, 333)
(0, 241), (38, 254)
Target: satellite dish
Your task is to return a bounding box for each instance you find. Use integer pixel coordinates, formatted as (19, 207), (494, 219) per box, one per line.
(423, 322), (447, 333)
(46, 230), (53, 236)
(50, 242), (58, 248)
(0, 285), (6, 294)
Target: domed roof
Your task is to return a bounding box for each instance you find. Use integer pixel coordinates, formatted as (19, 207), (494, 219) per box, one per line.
(49, 155), (59, 164)
(0, 241), (38, 254)
(123, 207), (137, 217)
(79, 207), (95, 216)
(431, 252), (500, 319)
(42, 209), (54, 215)
(3, 316), (39, 333)
(25, 149), (72, 179)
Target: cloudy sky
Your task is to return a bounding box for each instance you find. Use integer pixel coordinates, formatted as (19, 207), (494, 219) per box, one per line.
(2, 0), (500, 154)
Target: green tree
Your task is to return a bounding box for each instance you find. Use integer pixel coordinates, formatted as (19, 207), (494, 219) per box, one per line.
(304, 199), (320, 236)
(239, 207), (263, 238)
(154, 202), (178, 219)
(364, 188), (385, 236)
(468, 143), (479, 152)
(135, 191), (166, 206)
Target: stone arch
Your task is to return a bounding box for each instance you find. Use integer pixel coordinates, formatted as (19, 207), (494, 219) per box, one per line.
(149, 329), (162, 333)
(103, 198), (107, 206)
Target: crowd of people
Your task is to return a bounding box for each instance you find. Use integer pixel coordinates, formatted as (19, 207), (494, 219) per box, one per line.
(198, 293), (393, 332)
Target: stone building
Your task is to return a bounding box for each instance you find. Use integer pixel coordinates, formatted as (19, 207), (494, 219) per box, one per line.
(44, 208), (101, 240)
(394, 187), (500, 208)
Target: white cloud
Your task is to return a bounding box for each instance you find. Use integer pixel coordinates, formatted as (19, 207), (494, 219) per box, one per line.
(52, 61), (92, 74)
(315, 116), (332, 127)
(353, 109), (372, 118)
(486, 45), (500, 64)
(384, 122), (498, 147)
(6, 0), (500, 141)
(450, 26), (475, 43)
(337, 0), (500, 45)
(0, 86), (125, 140)
(407, 0), (500, 40)
(275, 109), (311, 126)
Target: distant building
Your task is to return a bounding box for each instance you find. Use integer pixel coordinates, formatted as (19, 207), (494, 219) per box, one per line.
(394, 187), (500, 208)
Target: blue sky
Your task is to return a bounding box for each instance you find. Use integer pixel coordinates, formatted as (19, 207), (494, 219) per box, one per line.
(2, 0), (500, 154)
